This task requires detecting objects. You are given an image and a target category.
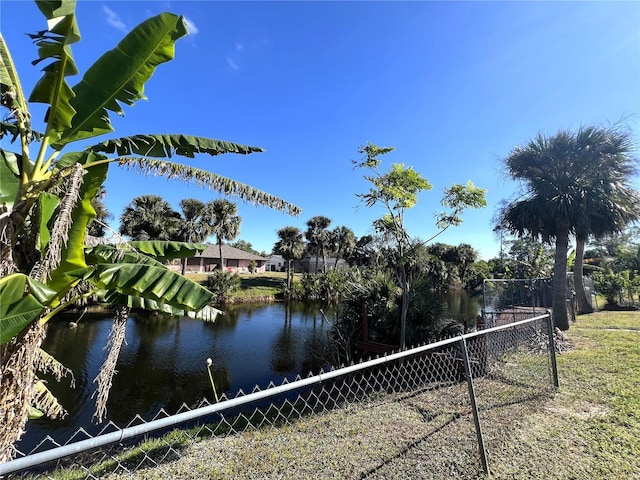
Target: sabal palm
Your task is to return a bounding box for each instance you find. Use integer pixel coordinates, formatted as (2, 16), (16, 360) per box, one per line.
(572, 126), (639, 313)
(208, 199), (241, 270)
(305, 215), (332, 272)
(500, 125), (639, 329)
(274, 226), (304, 289)
(119, 195), (181, 241)
(330, 226), (356, 269)
(179, 198), (211, 243)
(178, 198), (210, 274)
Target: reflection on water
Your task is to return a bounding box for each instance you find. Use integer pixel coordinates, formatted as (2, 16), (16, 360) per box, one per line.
(18, 302), (336, 453)
(18, 293), (480, 453)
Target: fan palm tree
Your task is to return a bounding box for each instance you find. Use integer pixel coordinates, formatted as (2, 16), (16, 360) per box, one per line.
(499, 125), (639, 329)
(177, 198), (211, 274)
(208, 199), (241, 270)
(571, 126), (639, 313)
(274, 226), (305, 289)
(330, 226), (356, 269)
(305, 215), (332, 273)
(119, 195), (182, 241)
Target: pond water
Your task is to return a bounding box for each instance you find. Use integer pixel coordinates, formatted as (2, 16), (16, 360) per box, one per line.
(17, 291), (481, 453)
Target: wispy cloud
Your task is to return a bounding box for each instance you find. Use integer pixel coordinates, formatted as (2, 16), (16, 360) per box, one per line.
(184, 17), (199, 35)
(226, 57), (239, 71)
(235, 43), (244, 51)
(103, 6), (127, 32)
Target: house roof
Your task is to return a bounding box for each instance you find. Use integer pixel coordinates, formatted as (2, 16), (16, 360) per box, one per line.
(196, 244), (267, 261)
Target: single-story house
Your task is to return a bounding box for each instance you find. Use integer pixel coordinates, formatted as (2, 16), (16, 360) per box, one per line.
(175, 244), (268, 274)
(265, 255), (285, 272)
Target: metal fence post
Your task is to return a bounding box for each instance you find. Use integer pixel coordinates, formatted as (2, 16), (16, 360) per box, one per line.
(460, 337), (489, 475)
(545, 311), (559, 389)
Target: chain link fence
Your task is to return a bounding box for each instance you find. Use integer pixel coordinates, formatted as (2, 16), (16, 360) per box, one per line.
(482, 276), (598, 329)
(2, 313), (556, 479)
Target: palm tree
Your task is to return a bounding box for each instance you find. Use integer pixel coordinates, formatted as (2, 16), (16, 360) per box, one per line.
(330, 226), (356, 269)
(119, 195), (182, 241)
(178, 198), (211, 274)
(571, 126), (639, 313)
(208, 199), (241, 270)
(305, 216), (331, 273)
(274, 226), (304, 289)
(499, 125), (639, 329)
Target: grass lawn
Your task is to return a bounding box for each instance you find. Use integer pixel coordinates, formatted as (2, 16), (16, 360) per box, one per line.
(186, 271), (293, 301)
(489, 310), (640, 479)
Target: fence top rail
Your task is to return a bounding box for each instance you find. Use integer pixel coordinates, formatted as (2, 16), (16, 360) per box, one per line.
(0, 312), (551, 476)
(463, 312), (550, 340)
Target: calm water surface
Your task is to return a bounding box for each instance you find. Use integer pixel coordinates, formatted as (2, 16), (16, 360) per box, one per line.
(18, 292), (480, 453)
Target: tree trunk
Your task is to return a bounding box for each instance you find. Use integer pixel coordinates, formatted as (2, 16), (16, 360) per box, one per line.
(0, 321), (46, 462)
(552, 227), (571, 330)
(399, 263), (409, 350)
(286, 259), (292, 289)
(217, 239), (224, 271)
(573, 238), (594, 314)
(181, 257), (187, 275)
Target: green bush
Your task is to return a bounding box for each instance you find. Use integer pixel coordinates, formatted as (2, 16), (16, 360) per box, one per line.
(594, 269), (627, 307)
(204, 271), (241, 304)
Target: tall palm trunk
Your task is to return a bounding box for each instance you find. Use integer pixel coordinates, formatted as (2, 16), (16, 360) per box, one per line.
(573, 238), (594, 314)
(217, 239), (224, 271)
(552, 226), (570, 330)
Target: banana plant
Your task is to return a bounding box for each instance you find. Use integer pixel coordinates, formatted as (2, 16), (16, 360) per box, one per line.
(0, 0), (300, 459)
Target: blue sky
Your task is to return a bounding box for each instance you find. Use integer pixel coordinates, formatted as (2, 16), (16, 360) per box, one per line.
(2, 1), (639, 259)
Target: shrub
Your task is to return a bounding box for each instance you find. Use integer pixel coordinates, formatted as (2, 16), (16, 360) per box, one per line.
(204, 271), (241, 304)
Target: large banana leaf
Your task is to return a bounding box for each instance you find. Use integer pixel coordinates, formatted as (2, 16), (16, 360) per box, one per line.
(0, 33), (30, 123)
(28, 0), (80, 142)
(128, 240), (206, 260)
(47, 161), (108, 296)
(0, 149), (20, 208)
(55, 13), (188, 148)
(0, 274), (56, 345)
(86, 242), (204, 266)
(52, 150), (108, 174)
(69, 263), (214, 312)
(89, 134), (264, 158)
(85, 244), (166, 268)
(99, 291), (221, 322)
(37, 192), (59, 252)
